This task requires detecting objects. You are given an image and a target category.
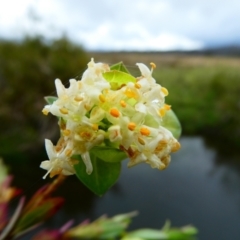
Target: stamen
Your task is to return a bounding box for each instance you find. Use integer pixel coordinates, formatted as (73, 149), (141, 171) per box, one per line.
(161, 87), (169, 96)
(150, 62), (156, 69)
(161, 155), (170, 165)
(59, 120), (66, 130)
(84, 104), (91, 111)
(60, 108), (68, 114)
(92, 124), (98, 131)
(110, 108), (120, 118)
(74, 96), (83, 102)
(62, 129), (71, 136)
(55, 145), (62, 152)
(126, 147), (136, 158)
(128, 122), (136, 131)
(138, 137), (145, 145)
(159, 155), (170, 170)
(65, 149), (72, 157)
(50, 168), (62, 178)
(155, 139), (168, 151)
(125, 88), (137, 99)
(78, 81), (82, 89)
(159, 108), (166, 117)
(80, 131), (93, 140)
(81, 152), (93, 175)
(140, 127), (150, 136)
(99, 94), (105, 103)
(164, 104), (171, 110)
(171, 142), (181, 152)
(120, 100), (127, 107)
(43, 166), (53, 179)
(135, 83), (141, 89)
(42, 108), (49, 115)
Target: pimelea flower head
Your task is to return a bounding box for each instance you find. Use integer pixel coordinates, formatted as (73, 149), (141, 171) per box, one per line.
(41, 59), (181, 179)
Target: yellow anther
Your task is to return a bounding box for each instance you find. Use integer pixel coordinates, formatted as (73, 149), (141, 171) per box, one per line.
(55, 145), (62, 152)
(135, 83), (141, 89)
(120, 100), (127, 108)
(155, 139), (168, 151)
(140, 127), (150, 136)
(159, 108), (166, 117)
(65, 149), (72, 157)
(138, 137), (145, 145)
(128, 122), (136, 131)
(164, 104), (171, 110)
(55, 138), (65, 152)
(59, 121), (66, 130)
(150, 62), (156, 69)
(171, 142), (181, 152)
(62, 129), (71, 136)
(110, 108), (120, 118)
(50, 169), (62, 178)
(74, 96), (83, 102)
(99, 94), (106, 103)
(80, 131), (92, 140)
(60, 108), (68, 114)
(162, 155), (170, 165)
(125, 88), (137, 99)
(159, 155), (170, 170)
(42, 108), (49, 115)
(84, 104), (91, 111)
(92, 124), (98, 131)
(161, 87), (169, 96)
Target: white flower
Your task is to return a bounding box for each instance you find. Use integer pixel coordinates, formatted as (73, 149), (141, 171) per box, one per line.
(81, 58), (111, 101)
(42, 78), (87, 121)
(40, 139), (75, 179)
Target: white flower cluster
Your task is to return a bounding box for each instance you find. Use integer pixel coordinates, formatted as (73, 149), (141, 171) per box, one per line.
(40, 59), (180, 179)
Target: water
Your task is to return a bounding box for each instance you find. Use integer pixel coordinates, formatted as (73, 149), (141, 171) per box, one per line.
(8, 137), (240, 239)
(91, 137), (240, 240)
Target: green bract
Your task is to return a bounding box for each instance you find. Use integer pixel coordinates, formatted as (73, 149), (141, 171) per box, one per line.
(103, 70), (136, 90)
(162, 109), (182, 139)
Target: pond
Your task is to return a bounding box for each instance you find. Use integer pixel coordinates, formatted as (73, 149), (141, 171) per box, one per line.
(9, 136), (240, 240)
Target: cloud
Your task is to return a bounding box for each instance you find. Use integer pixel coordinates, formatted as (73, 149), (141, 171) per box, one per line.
(0, 0), (239, 50)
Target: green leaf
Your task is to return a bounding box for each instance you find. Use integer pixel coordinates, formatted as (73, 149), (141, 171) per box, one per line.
(74, 152), (121, 196)
(124, 229), (167, 239)
(44, 96), (57, 104)
(162, 109), (182, 139)
(103, 70), (136, 90)
(110, 61), (130, 73)
(91, 147), (127, 163)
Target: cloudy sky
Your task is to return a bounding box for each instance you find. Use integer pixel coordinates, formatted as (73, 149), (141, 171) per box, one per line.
(0, 0), (240, 51)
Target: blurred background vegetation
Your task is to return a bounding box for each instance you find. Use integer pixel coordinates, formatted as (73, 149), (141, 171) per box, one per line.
(0, 37), (88, 163)
(1, 37), (240, 164)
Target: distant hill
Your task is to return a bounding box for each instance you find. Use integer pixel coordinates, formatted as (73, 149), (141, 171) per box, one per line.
(90, 45), (240, 57)
(187, 45), (240, 56)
